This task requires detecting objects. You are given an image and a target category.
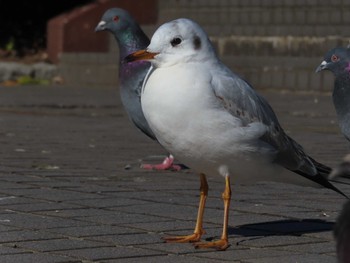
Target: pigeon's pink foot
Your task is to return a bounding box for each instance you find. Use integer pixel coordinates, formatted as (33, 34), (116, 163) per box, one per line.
(141, 155), (182, 171)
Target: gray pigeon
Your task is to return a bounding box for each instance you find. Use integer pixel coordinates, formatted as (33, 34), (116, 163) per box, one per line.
(95, 8), (182, 170)
(316, 47), (350, 141)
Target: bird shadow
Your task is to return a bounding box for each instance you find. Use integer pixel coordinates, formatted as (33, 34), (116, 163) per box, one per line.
(205, 219), (334, 242)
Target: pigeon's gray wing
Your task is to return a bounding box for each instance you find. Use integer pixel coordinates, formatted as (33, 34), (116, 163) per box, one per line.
(333, 76), (350, 142)
(210, 65), (348, 197)
(120, 64), (157, 141)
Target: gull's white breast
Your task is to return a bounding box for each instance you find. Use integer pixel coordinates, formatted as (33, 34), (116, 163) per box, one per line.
(141, 62), (313, 185)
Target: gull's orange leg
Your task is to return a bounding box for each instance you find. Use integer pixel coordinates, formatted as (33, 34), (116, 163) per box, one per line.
(162, 173), (208, 243)
(194, 175), (231, 250)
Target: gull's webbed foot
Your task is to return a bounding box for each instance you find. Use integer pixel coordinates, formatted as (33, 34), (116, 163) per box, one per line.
(162, 231), (204, 243)
(194, 238), (229, 251)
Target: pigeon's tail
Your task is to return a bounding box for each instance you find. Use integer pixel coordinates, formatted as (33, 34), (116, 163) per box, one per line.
(311, 157), (332, 175)
(293, 158), (348, 199)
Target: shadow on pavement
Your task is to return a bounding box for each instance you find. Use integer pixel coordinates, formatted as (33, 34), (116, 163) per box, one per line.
(232, 219), (334, 237)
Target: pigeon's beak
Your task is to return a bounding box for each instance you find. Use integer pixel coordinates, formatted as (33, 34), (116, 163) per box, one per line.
(95, 21), (106, 32)
(315, 60), (328, 73)
(124, 50), (159, 63)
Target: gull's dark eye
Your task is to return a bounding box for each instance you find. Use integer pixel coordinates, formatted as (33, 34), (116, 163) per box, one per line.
(170, 37), (182, 47)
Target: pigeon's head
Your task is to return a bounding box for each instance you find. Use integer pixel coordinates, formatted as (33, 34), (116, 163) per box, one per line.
(125, 18), (216, 67)
(316, 47), (350, 76)
(95, 8), (136, 33)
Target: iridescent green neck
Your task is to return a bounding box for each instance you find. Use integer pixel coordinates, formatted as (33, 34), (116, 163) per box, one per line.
(115, 27), (150, 84)
(114, 27), (149, 59)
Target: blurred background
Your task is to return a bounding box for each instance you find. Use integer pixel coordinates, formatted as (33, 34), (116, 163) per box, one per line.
(1, 0), (350, 91)
(0, 0), (92, 59)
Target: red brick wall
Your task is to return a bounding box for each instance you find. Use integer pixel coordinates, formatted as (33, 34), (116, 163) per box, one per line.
(47, 0), (157, 63)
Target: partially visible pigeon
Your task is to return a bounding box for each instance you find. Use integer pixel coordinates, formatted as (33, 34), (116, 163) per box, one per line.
(95, 8), (181, 170)
(334, 199), (350, 262)
(316, 47), (350, 141)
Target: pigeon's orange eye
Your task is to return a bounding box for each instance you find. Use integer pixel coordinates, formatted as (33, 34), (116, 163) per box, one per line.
(331, 54), (339, 62)
(113, 16), (119, 22)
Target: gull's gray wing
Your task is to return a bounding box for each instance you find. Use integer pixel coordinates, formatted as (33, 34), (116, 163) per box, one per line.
(210, 65), (346, 197)
(210, 66), (314, 173)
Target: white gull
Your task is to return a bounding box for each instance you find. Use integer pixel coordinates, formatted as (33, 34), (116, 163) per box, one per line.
(125, 18), (347, 250)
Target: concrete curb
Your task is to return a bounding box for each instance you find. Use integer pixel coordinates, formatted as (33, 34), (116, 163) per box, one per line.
(0, 62), (58, 82)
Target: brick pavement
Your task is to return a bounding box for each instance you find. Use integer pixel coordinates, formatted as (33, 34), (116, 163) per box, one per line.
(0, 85), (349, 262)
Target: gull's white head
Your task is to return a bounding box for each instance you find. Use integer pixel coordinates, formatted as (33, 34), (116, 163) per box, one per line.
(125, 18), (216, 67)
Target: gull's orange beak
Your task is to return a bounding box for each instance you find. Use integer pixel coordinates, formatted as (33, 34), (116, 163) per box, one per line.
(124, 50), (159, 63)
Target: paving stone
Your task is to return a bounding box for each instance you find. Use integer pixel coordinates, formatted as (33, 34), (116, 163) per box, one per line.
(0, 230), (62, 243)
(36, 207), (119, 218)
(46, 225), (141, 238)
(242, 253), (337, 263)
(75, 212), (167, 225)
(204, 209), (286, 226)
(0, 196), (44, 206)
(0, 252), (76, 263)
(304, 230), (334, 240)
(0, 212), (91, 229)
(67, 197), (153, 208)
(1, 85), (349, 262)
(194, 247), (301, 261)
(0, 201), (83, 213)
(0, 182), (36, 190)
(237, 235), (324, 248)
(107, 189), (196, 199)
(0, 244), (29, 254)
(101, 254), (226, 263)
(136, 242), (215, 254)
(89, 232), (162, 246)
(15, 238), (106, 252)
(275, 240), (336, 254)
(123, 219), (205, 232)
(24, 179), (87, 189)
(0, 188), (105, 202)
(116, 203), (208, 221)
(55, 246), (166, 261)
(0, 225), (18, 233)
